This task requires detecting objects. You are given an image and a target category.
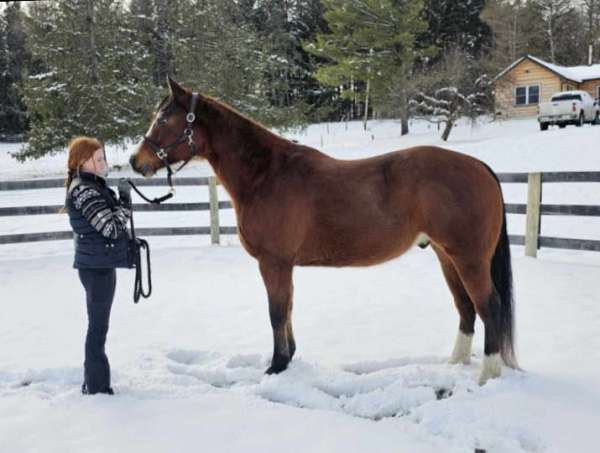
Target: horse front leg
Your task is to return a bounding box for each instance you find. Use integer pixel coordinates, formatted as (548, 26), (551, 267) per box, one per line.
(259, 258), (295, 374)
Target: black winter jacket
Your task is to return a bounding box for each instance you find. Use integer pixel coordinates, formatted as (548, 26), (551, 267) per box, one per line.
(66, 171), (131, 269)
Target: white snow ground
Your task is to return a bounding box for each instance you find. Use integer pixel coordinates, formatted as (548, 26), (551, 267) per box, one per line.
(1, 117), (599, 452)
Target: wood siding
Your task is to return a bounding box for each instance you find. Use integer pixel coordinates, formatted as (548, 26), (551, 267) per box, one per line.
(495, 59), (563, 118)
(580, 79), (600, 100)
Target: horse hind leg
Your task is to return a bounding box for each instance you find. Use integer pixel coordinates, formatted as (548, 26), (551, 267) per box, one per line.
(259, 258), (295, 374)
(453, 259), (504, 385)
(434, 247), (476, 365)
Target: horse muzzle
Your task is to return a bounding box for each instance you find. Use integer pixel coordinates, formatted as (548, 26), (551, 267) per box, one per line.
(129, 154), (156, 178)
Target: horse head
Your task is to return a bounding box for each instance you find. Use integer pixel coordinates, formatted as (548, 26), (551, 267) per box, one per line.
(130, 77), (209, 177)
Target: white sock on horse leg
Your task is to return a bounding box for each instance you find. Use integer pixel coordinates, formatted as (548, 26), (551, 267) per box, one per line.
(478, 353), (502, 385)
(448, 331), (473, 365)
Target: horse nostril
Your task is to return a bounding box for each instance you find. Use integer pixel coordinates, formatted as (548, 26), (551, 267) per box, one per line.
(129, 154), (137, 169)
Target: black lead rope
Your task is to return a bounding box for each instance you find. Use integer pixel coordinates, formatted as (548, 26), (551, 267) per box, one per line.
(133, 236), (151, 303)
(121, 179), (173, 304)
(125, 179), (171, 302)
(127, 179), (174, 205)
(127, 192), (152, 303)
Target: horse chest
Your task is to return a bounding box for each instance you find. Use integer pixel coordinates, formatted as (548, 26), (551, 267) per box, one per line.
(234, 206), (281, 259)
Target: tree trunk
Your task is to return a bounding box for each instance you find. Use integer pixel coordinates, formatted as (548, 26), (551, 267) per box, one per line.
(548, 18), (556, 63)
(350, 75), (355, 120)
(363, 79), (370, 131)
(86, 0), (98, 84)
(400, 88), (409, 136)
(401, 113), (409, 135)
(154, 0), (174, 86)
(441, 119), (454, 141)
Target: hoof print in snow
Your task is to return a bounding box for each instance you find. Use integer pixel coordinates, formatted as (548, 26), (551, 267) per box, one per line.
(226, 354), (263, 369)
(166, 349), (213, 365)
(435, 387), (453, 400)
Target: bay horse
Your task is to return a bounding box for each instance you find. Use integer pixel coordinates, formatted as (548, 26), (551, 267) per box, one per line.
(130, 77), (518, 385)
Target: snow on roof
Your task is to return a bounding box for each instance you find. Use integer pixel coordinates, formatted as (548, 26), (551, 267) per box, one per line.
(495, 55), (600, 83)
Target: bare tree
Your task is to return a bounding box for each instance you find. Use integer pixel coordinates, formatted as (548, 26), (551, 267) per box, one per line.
(409, 50), (493, 141)
(534, 0), (574, 63)
(582, 0), (600, 61)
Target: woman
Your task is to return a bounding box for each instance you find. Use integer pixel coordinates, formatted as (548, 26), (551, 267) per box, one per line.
(64, 136), (132, 395)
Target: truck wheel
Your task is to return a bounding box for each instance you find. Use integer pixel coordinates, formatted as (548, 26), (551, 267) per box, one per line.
(594, 112), (600, 125)
(559, 123), (566, 129)
(540, 123), (549, 131)
(576, 112), (584, 127)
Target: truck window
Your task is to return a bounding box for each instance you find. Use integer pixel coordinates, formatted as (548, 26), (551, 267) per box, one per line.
(551, 94), (582, 102)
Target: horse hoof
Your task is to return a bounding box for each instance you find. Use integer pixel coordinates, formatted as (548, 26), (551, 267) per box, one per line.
(265, 357), (290, 375)
(265, 364), (287, 375)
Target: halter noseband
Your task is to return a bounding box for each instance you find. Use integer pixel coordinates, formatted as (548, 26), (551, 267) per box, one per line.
(143, 92), (200, 191)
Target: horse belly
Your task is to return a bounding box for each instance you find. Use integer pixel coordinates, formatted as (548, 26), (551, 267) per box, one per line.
(296, 222), (418, 267)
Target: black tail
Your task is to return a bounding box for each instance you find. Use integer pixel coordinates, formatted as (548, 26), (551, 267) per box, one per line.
(482, 163), (518, 369)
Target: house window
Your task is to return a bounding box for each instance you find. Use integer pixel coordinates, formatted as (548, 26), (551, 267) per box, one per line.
(515, 85), (540, 106)
(529, 85), (540, 104)
(515, 87), (527, 105)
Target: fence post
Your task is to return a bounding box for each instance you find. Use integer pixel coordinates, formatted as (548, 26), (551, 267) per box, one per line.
(525, 172), (542, 257)
(208, 176), (220, 245)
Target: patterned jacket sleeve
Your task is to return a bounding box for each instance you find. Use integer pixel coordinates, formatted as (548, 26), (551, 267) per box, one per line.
(70, 184), (131, 239)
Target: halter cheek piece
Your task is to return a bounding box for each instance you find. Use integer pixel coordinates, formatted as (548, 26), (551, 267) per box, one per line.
(142, 92), (200, 194)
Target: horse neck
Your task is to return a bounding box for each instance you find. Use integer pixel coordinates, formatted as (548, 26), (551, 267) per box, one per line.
(203, 105), (285, 203)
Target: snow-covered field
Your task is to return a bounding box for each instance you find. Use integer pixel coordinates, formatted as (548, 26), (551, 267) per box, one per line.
(1, 117), (599, 452)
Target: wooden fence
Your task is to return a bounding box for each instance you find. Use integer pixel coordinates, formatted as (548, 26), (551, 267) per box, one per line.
(1, 172), (599, 257)
(499, 171), (600, 256)
(0, 176), (236, 245)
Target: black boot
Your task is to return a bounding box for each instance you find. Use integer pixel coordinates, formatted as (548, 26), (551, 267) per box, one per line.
(82, 383), (114, 395)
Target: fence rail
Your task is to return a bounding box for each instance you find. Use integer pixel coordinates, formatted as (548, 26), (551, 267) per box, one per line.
(1, 172), (599, 256)
(500, 171), (600, 256)
(0, 176), (235, 246)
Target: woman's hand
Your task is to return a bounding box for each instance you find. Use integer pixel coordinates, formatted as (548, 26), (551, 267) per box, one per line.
(118, 178), (132, 209)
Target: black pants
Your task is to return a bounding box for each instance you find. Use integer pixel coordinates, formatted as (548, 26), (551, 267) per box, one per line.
(78, 268), (116, 393)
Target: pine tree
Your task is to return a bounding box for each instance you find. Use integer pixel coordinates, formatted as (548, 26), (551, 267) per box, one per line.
(15, 0), (157, 160)
(0, 2), (29, 140)
(170, 1), (272, 122)
(236, 0), (334, 125)
(305, 0), (433, 135)
(420, 0), (492, 59)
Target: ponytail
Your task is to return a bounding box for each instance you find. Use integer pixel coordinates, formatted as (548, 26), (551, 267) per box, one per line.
(62, 136), (102, 213)
(60, 169), (76, 214)
(65, 168), (75, 192)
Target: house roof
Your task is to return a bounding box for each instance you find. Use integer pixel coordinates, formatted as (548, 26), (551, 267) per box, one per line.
(494, 55), (600, 83)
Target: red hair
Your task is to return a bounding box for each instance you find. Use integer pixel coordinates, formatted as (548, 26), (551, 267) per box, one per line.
(60, 136), (104, 213)
(65, 136), (104, 191)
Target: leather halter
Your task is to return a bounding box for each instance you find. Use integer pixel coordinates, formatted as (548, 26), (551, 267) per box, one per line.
(143, 92), (200, 192)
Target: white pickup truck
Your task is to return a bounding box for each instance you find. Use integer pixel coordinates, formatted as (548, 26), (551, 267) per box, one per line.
(538, 90), (599, 131)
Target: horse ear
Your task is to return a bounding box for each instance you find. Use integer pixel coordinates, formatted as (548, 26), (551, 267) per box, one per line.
(167, 76), (188, 103)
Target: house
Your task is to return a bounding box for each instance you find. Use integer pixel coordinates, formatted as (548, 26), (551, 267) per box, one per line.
(493, 55), (600, 118)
